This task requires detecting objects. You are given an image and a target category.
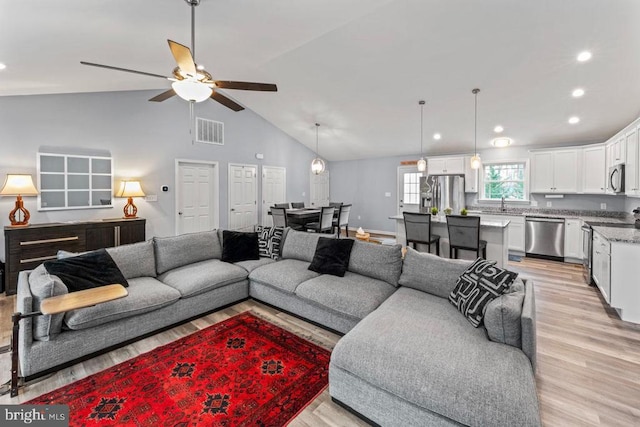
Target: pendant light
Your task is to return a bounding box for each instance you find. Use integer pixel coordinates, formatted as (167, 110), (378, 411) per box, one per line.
(417, 100), (427, 172)
(470, 88), (482, 169)
(311, 123), (326, 175)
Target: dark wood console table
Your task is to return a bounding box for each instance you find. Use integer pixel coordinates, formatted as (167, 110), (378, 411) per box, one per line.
(3, 218), (145, 295)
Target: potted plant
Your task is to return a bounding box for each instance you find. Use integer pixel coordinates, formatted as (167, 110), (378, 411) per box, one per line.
(460, 208), (468, 216)
(430, 207), (439, 216)
(444, 207), (453, 215)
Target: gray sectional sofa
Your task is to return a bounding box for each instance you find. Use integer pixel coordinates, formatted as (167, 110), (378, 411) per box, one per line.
(16, 228), (540, 426)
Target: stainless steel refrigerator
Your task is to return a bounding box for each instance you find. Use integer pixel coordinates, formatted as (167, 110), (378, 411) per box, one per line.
(420, 175), (465, 214)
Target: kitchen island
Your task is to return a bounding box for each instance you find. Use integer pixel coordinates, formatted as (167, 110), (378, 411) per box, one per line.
(389, 214), (510, 268)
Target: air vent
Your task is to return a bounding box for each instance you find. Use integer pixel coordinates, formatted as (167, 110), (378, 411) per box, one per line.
(196, 117), (224, 145)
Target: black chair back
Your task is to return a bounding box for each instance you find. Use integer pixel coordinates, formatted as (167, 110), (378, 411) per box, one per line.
(271, 207), (288, 228)
(403, 212), (433, 244)
(291, 202), (305, 209)
(447, 215), (481, 250)
(274, 203), (290, 209)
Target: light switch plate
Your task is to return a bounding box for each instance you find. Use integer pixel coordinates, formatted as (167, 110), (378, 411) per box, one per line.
(145, 195), (158, 202)
(385, 192), (391, 197)
(600, 203), (607, 210)
(530, 200), (538, 207)
(546, 201), (552, 207)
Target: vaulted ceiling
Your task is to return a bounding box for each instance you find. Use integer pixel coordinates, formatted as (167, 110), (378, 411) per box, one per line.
(2, 0), (640, 160)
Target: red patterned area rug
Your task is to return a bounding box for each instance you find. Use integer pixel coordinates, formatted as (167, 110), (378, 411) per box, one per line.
(27, 312), (331, 426)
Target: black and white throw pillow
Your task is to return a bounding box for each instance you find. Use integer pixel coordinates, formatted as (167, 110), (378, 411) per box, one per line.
(256, 226), (284, 260)
(449, 258), (518, 327)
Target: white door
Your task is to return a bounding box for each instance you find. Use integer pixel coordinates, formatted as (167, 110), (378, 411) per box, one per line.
(310, 171), (330, 207)
(176, 161), (219, 235)
(228, 163), (258, 231)
(397, 166), (424, 214)
(262, 166), (286, 226)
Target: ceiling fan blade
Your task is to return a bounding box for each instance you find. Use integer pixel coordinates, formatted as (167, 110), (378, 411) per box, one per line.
(211, 91), (245, 112)
(80, 61), (168, 79)
(213, 81), (278, 92)
(167, 40), (196, 78)
(149, 89), (176, 102)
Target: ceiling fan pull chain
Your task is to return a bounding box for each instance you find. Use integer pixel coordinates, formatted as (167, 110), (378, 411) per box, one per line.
(190, 100), (195, 144)
(191, 0), (196, 60)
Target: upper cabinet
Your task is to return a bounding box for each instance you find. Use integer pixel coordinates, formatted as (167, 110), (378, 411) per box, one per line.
(625, 127), (639, 196)
(581, 145), (606, 194)
(463, 156), (479, 193)
(530, 149), (578, 193)
(607, 136), (626, 167)
(427, 156), (464, 175)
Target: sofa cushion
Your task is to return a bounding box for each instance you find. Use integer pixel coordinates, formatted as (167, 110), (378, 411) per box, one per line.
(399, 247), (472, 298)
(296, 272), (396, 320)
(308, 238), (354, 277)
(449, 258), (518, 327)
(106, 240), (156, 279)
(43, 249), (129, 292)
(234, 257), (276, 273)
(280, 229), (327, 262)
(64, 277), (180, 330)
(28, 264), (68, 341)
(256, 226), (285, 260)
(331, 287), (540, 427)
(484, 288), (525, 348)
(249, 258), (320, 294)
(158, 259), (248, 298)
(221, 230), (260, 263)
(154, 230), (221, 275)
(348, 240), (403, 286)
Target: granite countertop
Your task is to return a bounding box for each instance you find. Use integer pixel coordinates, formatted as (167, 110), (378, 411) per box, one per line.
(593, 225), (640, 244)
(388, 214), (509, 228)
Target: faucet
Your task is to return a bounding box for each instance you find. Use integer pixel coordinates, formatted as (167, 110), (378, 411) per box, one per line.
(501, 196), (506, 212)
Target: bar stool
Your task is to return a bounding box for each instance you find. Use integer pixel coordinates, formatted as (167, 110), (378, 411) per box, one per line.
(403, 212), (440, 256)
(446, 215), (487, 259)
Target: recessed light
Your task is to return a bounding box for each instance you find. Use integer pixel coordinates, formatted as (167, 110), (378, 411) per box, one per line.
(433, 133), (442, 140)
(568, 116), (580, 124)
(491, 137), (512, 148)
(577, 51), (592, 62)
(494, 125), (504, 133)
(572, 88), (585, 98)
(0, 63), (6, 70)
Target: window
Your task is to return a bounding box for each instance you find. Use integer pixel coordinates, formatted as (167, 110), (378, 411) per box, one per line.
(403, 172), (422, 204)
(482, 162), (527, 200)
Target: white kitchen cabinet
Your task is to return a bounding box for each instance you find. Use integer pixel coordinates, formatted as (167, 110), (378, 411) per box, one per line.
(564, 219), (583, 261)
(592, 231), (611, 304)
(464, 156), (478, 193)
(625, 127), (639, 196)
(608, 136), (626, 166)
(530, 149), (578, 193)
(427, 156), (465, 175)
(581, 145), (606, 194)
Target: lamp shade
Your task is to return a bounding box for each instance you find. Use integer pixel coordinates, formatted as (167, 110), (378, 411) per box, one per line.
(417, 157), (427, 172)
(0, 174), (38, 196)
(171, 79), (213, 103)
(115, 180), (146, 198)
(470, 155), (482, 170)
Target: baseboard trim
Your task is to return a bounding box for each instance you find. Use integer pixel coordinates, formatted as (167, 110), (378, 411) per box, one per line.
(331, 397), (381, 427)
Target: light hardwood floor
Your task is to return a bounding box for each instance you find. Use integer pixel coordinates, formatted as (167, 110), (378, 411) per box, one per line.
(1, 258), (639, 426)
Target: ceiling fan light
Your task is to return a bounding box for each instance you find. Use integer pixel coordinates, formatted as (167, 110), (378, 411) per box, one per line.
(470, 155), (482, 170)
(417, 157), (427, 172)
(311, 158), (326, 175)
(171, 79), (212, 102)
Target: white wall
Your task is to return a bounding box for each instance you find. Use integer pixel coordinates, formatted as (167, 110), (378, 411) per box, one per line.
(0, 90), (316, 260)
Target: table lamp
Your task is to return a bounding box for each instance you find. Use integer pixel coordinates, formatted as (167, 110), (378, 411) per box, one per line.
(0, 174), (39, 226)
(115, 180), (146, 219)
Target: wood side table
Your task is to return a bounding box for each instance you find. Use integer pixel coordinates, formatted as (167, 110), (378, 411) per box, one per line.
(0, 284), (128, 397)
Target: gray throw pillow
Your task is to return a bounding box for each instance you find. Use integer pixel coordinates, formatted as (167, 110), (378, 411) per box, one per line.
(28, 264), (68, 341)
(484, 290), (525, 348)
(348, 240), (403, 286)
(399, 247), (472, 298)
(154, 230), (221, 274)
(106, 240), (156, 279)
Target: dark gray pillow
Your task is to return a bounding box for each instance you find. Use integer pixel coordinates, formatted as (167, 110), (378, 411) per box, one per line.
(399, 247), (472, 298)
(44, 249), (129, 293)
(449, 258), (518, 327)
(484, 290), (525, 348)
(28, 264), (68, 341)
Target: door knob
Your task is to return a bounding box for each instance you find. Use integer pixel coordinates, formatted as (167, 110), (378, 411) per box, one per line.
(178, 211), (183, 215)
(230, 208), (236, 211)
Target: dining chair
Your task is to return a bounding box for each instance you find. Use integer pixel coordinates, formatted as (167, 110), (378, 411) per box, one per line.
(270, 207), (288, 228)
(403, 212), (440, 256)
(446, 215), (487, 259)
(291, 202), (305, 209)
(333, 204), (352, 238)
(306, 206), (336, 234)
(274, 203), (290, 209)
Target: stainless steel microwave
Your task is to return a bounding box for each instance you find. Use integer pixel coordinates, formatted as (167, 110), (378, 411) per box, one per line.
(609, 164), (625, 193)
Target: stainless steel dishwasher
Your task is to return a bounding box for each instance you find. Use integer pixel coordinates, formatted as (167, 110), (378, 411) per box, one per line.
(525, 216), (565, 261)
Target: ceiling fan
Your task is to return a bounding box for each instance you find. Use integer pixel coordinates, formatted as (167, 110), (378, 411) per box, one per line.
(80, 0), (277, 112)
